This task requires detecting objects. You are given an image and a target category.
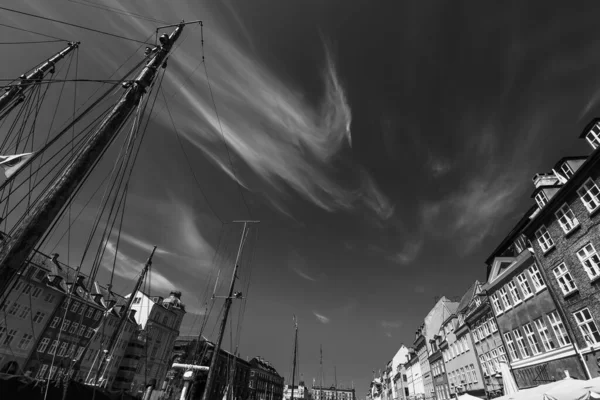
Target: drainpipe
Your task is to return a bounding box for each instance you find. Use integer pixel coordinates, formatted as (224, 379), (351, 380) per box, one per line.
(527, 249), (592, 379)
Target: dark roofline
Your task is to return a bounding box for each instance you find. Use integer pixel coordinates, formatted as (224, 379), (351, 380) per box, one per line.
(554, 156), (588, 168)
(530, 184), (562, 198)
(579, 118), (600, 138)
(484, 204), (537, 266)
(524, 144), (600, 236)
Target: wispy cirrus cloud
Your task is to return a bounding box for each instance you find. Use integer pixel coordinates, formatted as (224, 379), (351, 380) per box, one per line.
(381, 320), (402, 329)
(386, 240), (423, 265)
(313, 311), (330, 324)
(291, 267), (316, 282)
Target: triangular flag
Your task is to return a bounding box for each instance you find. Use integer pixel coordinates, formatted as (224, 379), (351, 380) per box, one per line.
(0, 152), (34, 178)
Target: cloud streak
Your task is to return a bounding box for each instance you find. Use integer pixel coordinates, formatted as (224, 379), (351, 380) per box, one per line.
(313, 311), (330, 324)
(381, 320), (402, 329)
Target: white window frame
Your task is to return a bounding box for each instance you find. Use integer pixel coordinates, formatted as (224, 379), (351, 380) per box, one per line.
(586, 123), (600, 149)
(534, 318), (556, 352)
(548, 311), (571, 347)
(577, 243), (600, 280)
(528, 264), (546, 292)
(553, 263), (577, 295)
(574, 308), (600, 346)
(535, 226), (554, 253)
(489, 319), (498, 333)
(555, 203), (579, 234)
(490, 294), (503, 316)
(514, 329), (530, 359)
(498, 287), (512, 310)
(517, 273), (534, 299)
(506, 281), (522, 306)
(578, 178), (600, 213)
(535, 192), (548, 209)
(560, 162), (574, 179)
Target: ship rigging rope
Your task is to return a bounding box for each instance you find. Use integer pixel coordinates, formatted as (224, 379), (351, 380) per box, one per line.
(67, 0), (170, 24)
(0, 40), (67, 45)
(0, 22), (69, 42)
(0, 6), (153, 45)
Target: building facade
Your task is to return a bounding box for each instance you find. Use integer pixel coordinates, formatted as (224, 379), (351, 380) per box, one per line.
(392, 363), (408, 400)
(404, 349), (423, 400)
(0, 253), (62, 375)
(128, 290), (185, 393)
(311, 386), (356, 400)
(284, 383), (309, 400)
(250, 356), (284, 400)
(521, 120), (600, 379)
(428, 335), (448, 400)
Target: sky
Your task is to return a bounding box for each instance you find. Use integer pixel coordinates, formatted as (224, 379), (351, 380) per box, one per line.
(2, 0), (600, 396)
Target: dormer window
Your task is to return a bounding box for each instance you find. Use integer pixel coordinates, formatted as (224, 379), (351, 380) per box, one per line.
(535, 192), (548, 208)
(560, 162), (573, 179)
(586, 123), (600, 149)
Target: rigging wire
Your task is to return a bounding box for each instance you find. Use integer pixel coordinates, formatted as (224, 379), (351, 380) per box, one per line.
(0, 22), (69, 41)
(0, 40), (67, 45)
(66, 0), (170, 24)
(0, 6), (153, 45)
(200, 24), (253, 220)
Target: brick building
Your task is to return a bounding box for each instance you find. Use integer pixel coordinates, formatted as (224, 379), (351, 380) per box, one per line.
(0, 253), (62, 375)
(521, 118), (600, 379)
(311, 385), (355, 400)
(440, 282), (485, 398)
(249, 356), (284, 400)
(463, 285), (505, 398)
(484, 222), (587, 388)
(428, 335), (448, 400)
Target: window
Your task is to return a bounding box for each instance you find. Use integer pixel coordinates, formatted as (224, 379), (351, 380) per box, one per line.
(133, 297), (141, 304)
(44, 293), (55, 303)
(553, 263), (577, 295)
(507, 281), (522, 305)
(36, 364), (49, 379)
(560, 162), (574, 179)
(85, 328), (93, 338)
(61, 320), (70, 331)
(586, 124), (600, 149)
(57, 342), (68, 357)
(555, 204), (579, 233)
(94, 310), (101, 320)
(577, 243), (600, 279)
(3, 329), (17, 345)
(61, 300), (69, 309)
(548, 311), (571, 347)
(470, 365), (477, 383)
(490, 294), (503, 315)
(70, 302), (79, 313)
(535, 226), (554, 252)
(22, 284), (32, 295)
(523, 323), (541, 355)
(534, 318), (556, 351)
(517, 273), (533, 298)
(18, 306), (31, 319)
(31, 311), (45, 324)
(498, 345), (508, 363)
(578, 178), (600, 212)
(66, 344), (76, 358)
(463, 336), (469, 351)
(69, 322), (79, 334)
(86, 307), (94, 318)
(48, 340), (58, 355)
(8, 302), (21, 316)
(528, 264), (546, 291)
(490, 349), (500, 371)
(79, 305), (86, 315)
(482, 322), (491, 337)
(514, 329), (529, 358)
(78, 326), (85, 336)
(574, 308), (600, 345)
(31, 287), (42, 298)
(489, 319), (498, 333)
(49, 366), (57, 380)
(535, 192), (548, 208)
(75, 346), (85, 360)
(1, 300), (9, 312)
(38, 337), (50, 352)
(498, 288), (511, 310)
(50, 317), (60, 328)
(17, 333), (33, 350)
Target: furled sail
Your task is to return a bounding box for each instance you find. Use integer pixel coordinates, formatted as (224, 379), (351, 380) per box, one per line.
(0, 152), (34, 178)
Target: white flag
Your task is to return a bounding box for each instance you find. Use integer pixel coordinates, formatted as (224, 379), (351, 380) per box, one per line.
(0, 152), (34, 178)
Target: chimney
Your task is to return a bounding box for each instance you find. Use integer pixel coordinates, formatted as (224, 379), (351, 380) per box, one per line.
(128, 309), (137, 320)
(532, 172), (559, 189)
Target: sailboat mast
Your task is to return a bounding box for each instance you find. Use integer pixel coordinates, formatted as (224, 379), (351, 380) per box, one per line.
(0, 41), (80, 115)
(201, 222), (253, 400)
(0, 24), (184, 305)
(96, 246), (157, 385)
(334, 366), (337, 400)
(320, 346), (323, 400)
(291, 316), (298, 400)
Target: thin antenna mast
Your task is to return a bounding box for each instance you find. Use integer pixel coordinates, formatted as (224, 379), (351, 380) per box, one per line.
(201, 221), (257, 400)
(291, 316), (298, 400)
(320, 345), (323, 400)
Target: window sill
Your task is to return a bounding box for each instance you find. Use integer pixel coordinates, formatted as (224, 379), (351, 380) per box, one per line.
(542, 246), (556, 256)
(590, 275), (600, 285)
(522, 294), (534, 301)
(535, 286), (547, 294)
(589, 206), (600, 218)
(564, 224), (581, 238)
(563, 289), (579, 299)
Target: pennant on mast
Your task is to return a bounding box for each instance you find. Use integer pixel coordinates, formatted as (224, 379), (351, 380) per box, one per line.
(0, 152), (34, 178)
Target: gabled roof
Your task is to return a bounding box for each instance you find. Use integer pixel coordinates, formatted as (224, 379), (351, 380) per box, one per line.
(456, 280), (480, 313)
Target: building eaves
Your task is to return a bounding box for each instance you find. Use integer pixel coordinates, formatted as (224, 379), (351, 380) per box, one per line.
(484, 204), (537, 266)
(578, 118), (600, 138)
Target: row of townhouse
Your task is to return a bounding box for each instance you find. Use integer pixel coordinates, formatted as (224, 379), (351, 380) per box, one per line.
(371, 119), (600, 399)
(0, 250), (185, 394)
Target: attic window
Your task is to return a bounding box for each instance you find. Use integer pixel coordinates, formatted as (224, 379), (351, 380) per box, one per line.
(132, 297), (141, 305)
(586, 123), (600, 149)
(535, 192), (548, 208)
(560, 162), (573, 179)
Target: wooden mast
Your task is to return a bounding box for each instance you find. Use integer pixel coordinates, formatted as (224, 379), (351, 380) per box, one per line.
(0, 41), (80, 115)
(201, 221), (256, 400)
(290, 316), (298, 400)
(0, 24), (184, 305)
(96, 246), (157, 386)
(320, 346), (323, 400)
